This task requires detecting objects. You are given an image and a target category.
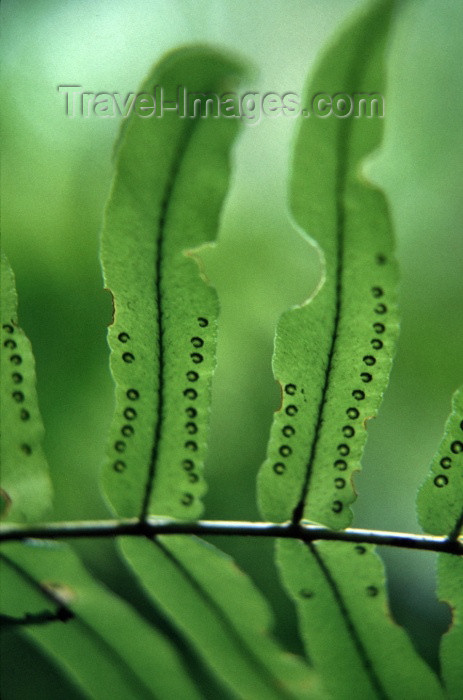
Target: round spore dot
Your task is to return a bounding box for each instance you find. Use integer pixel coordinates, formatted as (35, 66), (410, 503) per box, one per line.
(182, 459), (194, 471)
(10, 355), (22, 365)
(374, 303), (387, 315)
(342, 425), (355, 438)
(434, 475), (448, 488)
(373, 322), (385, 334)
(126, 389), (139, 401)
(188, 473), (199, 484)
(334, 459), (347, 471)
(371, 286), (383, 298)
(3, 324), (14, 333)
(371, 339), (383, 350)
(440, 457), (451, 469)
(183, 388), (197, 400)
(355, 545), (366, 554)
(20, 409), (30, 421)
(286, 405), (298, 416)
(279, 445), (292, 457)
(450, 441), (463, 454)
(122, 352), (135, 363)
(118, 332), (130, 343)
(332, 500), (343, 513)
(12, 373), (23, 384)
(185, 440), (198, 452)
(334, 478), (346, 489)
(347, 407), (359, 420)
(191, 337), (204, 348)
(113, 460), (126, 473)
(185, 407), (197, 418)
(197, 317), (208, 328)
(12, 391), (25, 403)
(273, 463), (286, 475)
(285, 383), (297, 395)
(121, 425), (134, 437)
(282, 425), (295, 438)
(366, 585), (379, 597)
(352, 389), (365, 401)
(363, 355), (376, 366)
(21, 444), (32, 455)
(181, 493), (194, 506)
(124, 407), (137, 420)
(4, 339), (16, 349)
(186, 371), (199, 382)
(114, 441), (126, 453)
(190, 353), (203, 364)
(360, 372), (373, 383)
(185, 422), (198, 435)
(337, 444), (350, 456)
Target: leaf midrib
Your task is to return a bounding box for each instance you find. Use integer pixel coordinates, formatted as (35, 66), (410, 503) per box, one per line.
(291, 12), (392, 697)
(291, 22), (381, 525)
(139, 121), (195, 521)
(307, 543), (388, 700)
(153, 537), (297, 700)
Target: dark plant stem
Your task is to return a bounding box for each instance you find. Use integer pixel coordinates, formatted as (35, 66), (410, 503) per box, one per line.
(1, 518), (462, 554)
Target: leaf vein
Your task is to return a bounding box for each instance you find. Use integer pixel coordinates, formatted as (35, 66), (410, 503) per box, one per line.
(307, 543), (388, 699)
(152, 537), (294, 699)
(140, 122), (195, 521)
(292, 122), (347, 525)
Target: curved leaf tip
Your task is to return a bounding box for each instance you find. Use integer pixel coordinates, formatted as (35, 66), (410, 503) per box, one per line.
(258, 0), (399, 529)
(101, 46), (248, 520)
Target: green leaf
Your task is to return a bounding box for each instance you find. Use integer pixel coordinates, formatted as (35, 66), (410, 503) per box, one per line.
(0, 254), (52, 522)
(417, 388), (463, 698)
(101, 46), (245, 520)
(438, 554), (463, 699)
(256, 4), (444, 698)
(277, 539), (444, 700)
(417, 387), (463, 536)
(0, 541), (201, 700)
(99, 45), (321, 700)
(122, 535), (323, 700)
(258, 0), (399, 529)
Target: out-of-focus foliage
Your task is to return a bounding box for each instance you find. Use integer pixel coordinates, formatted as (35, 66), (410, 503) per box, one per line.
(1, 541), (202, 700)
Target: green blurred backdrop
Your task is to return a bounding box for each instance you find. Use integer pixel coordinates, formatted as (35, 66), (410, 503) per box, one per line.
(1, 0), (462, 696)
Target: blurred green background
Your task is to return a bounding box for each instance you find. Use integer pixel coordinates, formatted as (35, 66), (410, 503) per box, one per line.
(1, 0), (462, 696)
